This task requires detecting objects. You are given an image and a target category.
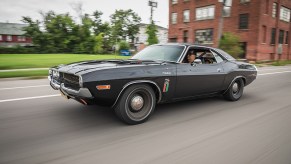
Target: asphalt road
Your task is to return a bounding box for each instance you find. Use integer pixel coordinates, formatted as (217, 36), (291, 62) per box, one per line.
(0, 66), (291, 164)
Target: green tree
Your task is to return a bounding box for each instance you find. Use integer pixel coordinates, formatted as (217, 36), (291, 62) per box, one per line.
(219, 32), (244, 59)
(110, 9), (141, 43)
(93, 33), (104, 54)
(146, 21), (159, 45)
(118, 40), (130, 51)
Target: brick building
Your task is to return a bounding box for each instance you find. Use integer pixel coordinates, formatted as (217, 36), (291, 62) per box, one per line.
(168, 0), (291, 61)
(0, 22), (33, 47)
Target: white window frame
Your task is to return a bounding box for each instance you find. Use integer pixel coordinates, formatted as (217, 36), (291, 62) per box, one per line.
(280, 6), (290, 22)
(7, 35), (12, 42)
(272, 3), (277, 18)
(240, 0), (250, 3)
(172, 0), (178, 5)
(183, 10), (190, 22)
(17, 36), (26, 42)
(196, 5), (215, 20)
(171, 12), (177, 24)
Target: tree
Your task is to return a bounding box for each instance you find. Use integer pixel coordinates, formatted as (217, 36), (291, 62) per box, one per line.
(219, 32), (244, 59)
(146, 21), (159, 45)
(110, 9), (141, 43)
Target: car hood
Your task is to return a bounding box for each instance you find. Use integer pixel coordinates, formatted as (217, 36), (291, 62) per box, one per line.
(57, 60), (162, 75)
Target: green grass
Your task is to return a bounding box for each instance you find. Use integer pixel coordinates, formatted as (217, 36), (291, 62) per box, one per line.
(271, 60), (291, 66)
(0, 54), (130, 70)
(0, 70), (49, 78)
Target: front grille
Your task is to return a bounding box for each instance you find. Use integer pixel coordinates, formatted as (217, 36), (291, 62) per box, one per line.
(62, 73), (79, 86)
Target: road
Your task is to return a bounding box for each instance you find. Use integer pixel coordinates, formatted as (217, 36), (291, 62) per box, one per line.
(0, 66), (291, 164)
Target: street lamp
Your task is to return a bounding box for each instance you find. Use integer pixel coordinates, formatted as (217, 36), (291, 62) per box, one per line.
(148, 0), (158, 23)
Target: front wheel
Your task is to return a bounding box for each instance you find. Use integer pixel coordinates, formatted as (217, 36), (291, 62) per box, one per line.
(223, 78), (244, 101)
(114, 84), (156, 125)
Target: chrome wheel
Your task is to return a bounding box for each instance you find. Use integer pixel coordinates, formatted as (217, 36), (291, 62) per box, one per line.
(130, 95), (144, 111)
(114, 84), (156, 125)
(232, 82), (239, 94)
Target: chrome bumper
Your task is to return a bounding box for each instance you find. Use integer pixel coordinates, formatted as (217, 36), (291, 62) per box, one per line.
(48, 76), (93, 99)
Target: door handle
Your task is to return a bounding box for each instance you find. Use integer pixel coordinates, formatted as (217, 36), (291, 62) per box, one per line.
(217, 68), (222, 72)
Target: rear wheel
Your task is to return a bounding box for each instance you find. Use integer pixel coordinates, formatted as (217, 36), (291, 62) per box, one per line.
(114, 84), (156, 125)
(223, 78), (244, 101)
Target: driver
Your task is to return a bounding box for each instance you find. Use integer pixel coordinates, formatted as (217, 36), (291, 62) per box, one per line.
(187, 50), (196, 63)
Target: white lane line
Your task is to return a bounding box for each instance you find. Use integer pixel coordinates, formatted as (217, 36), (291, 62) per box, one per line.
(0, 94), (61, 103)
(0, 85), (50, 90)
(258, 70), (291, 76)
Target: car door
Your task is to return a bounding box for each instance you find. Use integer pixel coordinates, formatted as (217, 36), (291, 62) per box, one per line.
(174, 49), (226, 99)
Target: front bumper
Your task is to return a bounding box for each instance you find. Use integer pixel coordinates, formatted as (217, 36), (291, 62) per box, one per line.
(48, 76), (93, 99)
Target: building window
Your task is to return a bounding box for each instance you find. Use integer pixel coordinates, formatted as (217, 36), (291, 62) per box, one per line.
(279, 30), (284, 44)
(272, 3), (277, 18)
(171, 13), (177, 24)
(240, 0), (250, 3)
(17, 36), (26, 42)
(172, 0), (178, 4)
(183, 10), (190, 22)
(7, 35), (12, 41)
(196, 5), (215, 20)
(0, 35), (2, 41)
(195, 29), (213, 45)
(285, 31), (289, 44)
(239, 14), (249, 29)
(169, 38), (177, 43)
(223, 0), (232, 17)
(183, 30), (188, 43)
(271, 28), (276, 44)
(262, 26), (267, 43)
(280, 6), (290, 22)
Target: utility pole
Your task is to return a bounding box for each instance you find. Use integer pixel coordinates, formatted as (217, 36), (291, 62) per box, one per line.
(148, 0), (158, 23)
(217, 0), (226, 46)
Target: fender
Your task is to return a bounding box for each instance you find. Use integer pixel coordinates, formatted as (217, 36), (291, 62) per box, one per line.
(111, 80), (162, 108)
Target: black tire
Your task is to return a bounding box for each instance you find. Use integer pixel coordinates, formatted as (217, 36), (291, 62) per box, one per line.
(114, 84), (156, 125)
(223, 78), (244, 101)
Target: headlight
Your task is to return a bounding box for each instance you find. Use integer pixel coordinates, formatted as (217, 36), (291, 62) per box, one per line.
(52, 70), (59, 78)
(49, 69), (52, 75)
(79, 76), (83, 87)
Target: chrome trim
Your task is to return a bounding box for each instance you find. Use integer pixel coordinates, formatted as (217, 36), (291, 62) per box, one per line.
(112, 80), (162, 108)
(176, 45), (187, 63)
(48, 76), (60, 90)
(223, 76), (245, 94)
(60, 83), (93, 98)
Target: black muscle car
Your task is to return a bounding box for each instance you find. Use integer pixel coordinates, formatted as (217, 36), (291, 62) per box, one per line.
(49, 44), (257, 124)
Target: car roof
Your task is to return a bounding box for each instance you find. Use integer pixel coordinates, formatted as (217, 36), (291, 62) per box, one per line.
(156, 43), (212, 49)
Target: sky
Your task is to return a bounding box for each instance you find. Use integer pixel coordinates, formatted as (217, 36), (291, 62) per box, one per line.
(0, 0), (169, 28)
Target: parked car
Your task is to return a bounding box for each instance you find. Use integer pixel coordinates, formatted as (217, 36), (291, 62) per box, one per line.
(49, 44), (257, 124)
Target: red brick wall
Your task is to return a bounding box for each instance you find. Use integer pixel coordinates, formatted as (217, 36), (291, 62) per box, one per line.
(168, 0), (291, 61)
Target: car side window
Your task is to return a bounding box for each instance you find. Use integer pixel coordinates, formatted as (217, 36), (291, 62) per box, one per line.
(211, 51), (224, 63)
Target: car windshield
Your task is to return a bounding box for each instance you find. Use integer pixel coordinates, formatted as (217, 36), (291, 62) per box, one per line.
(131, 45), (185, 62)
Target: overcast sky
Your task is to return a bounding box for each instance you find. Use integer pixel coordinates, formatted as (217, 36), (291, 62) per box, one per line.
(0, 0), (169, 28)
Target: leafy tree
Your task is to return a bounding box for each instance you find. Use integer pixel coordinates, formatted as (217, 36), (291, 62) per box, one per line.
(110, 9), (141, 43)
(93, 33), (104, 54)
(219, 32), (244, 59)
(146, 21), (159, 45)
(118, 40), (130, 51)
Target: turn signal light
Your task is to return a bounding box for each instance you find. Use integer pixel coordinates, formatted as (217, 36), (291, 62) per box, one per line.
(96, 85), (111, 90)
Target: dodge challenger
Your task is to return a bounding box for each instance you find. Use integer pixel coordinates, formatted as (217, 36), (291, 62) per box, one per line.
(49, 44), (257, 124)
